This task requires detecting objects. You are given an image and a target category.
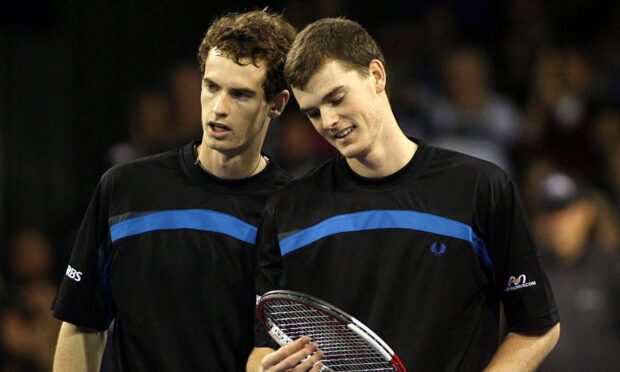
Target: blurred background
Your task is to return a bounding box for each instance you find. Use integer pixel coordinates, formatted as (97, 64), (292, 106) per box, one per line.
(1, 0), (619, 371)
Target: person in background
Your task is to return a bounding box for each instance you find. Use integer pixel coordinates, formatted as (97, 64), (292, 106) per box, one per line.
(106, 89), (175, 166)
(1, 227), (60, 372)
(420, 46), (521, 175)
(533, 172), (620, 372)
(168, 63), (204, 146)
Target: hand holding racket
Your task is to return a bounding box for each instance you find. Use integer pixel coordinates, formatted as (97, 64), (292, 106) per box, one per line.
(259, 336), (324, 372)
(257, 290), (407, 371)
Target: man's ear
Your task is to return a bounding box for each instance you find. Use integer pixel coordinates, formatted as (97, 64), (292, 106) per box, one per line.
(268, 90), (291, 118)
(369, 59), (386, 93)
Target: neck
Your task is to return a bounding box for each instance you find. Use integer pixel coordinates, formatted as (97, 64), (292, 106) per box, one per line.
(195, 144), (266, 179)
(346, 112), (418, 178)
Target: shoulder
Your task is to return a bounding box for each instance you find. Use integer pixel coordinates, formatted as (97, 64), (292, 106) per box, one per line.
(100, 148), (180, 188)
(421, 144), (517, 216)
(426, 144), (511, 189)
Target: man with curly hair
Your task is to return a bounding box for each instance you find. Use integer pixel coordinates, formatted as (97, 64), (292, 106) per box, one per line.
(52, 10), (296, 371)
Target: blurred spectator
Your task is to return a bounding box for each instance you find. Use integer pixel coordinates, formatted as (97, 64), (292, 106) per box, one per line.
(389, 3), (458, 140)
(498, 0), (554, 105)
(523, 157), (620, 252)
(590, 107), (620, 162)
(589, 109), (620, 209)
(0, 280), (60, 372)
(590, 190), (620, 254)
(520, 156), (556, 211)
(608, 143), (620, 209)
(418, 46), (521, 174)
(107, 64), (202, 168)
(273, 111), (333, 178)
(107, 89), (174, 166)
(5, 228), (54, 285)
(0, 228), (60, 372)
(168, 63), (202, 146)
(532, 172), (620, 372)
(524, 48), (598, 178)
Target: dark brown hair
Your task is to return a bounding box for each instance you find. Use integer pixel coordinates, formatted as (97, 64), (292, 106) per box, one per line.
(285, 18), (385, 89)
(197, 9), (297, 101)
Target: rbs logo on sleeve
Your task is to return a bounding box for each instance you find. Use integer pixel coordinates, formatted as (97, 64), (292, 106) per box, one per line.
(65, 265), (83, 282)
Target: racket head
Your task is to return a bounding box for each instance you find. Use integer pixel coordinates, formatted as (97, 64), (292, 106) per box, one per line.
(257, 290), (407, 371)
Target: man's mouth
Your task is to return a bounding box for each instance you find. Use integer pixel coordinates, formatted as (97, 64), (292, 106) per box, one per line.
(209, 121), (231, 132)
(333, 126), (354, 139)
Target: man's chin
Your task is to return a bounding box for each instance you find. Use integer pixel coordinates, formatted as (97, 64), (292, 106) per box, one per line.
(202, 138), (249, 157)
(203, 138), (231, 151)
(337, 143), (365, 160)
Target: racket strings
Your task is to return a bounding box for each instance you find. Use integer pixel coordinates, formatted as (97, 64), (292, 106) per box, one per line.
(264, 300), (396, 371)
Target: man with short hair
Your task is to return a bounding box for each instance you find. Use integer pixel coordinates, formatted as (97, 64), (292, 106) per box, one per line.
(249, 18), (560, 372)
(52, 10), (296, 371)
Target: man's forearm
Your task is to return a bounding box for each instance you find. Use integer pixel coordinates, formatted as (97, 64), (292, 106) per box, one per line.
(53, 321), (107, 372)
(485, 322), (560, 372)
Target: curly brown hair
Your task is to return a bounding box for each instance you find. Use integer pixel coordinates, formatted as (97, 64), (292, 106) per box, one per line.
(197, 9), (297, 101)
(285, 18), (385, 90)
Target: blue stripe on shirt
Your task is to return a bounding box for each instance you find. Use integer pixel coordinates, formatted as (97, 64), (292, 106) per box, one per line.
(109, 209), (257, 244)
(279, 210), (492, 271)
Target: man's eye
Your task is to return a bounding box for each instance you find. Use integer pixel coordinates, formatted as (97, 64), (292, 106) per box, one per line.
(232, 92), (249, 99)
(307, 111), (320, 119)
(331, 96), (344, 106)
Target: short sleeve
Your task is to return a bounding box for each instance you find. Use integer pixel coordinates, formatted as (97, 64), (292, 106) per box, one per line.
(51, 179), (116, 330)
(488, 180), (560, 332)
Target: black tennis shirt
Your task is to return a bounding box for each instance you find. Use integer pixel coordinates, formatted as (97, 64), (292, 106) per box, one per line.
(256, 139), (559, 371)
(52, 141), (290, 371)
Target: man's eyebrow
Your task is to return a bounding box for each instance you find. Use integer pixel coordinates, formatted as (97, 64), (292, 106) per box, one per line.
(203, 77), (257, 95)
(230, 87), (257, 96)
(203, 77), (218, 85)
(299, 85), (345, 114)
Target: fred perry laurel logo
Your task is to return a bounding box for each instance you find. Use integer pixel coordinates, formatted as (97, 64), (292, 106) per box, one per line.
(430, 242), (447, 256)
(504, 274), (537, 292)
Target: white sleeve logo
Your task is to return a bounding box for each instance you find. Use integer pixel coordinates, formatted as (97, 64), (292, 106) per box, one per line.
(504, 274), (536, 292)
(65, 265), (83, 282)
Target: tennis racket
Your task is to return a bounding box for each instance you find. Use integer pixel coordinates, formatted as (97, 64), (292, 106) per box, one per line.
(257, 290), (407, 371)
